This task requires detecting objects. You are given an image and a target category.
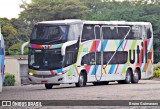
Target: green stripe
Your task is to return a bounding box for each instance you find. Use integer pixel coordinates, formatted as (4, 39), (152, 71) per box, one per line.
(77, 45), (83, 62)
(131, 40), (137, 50)
(122, 64), (128, 74)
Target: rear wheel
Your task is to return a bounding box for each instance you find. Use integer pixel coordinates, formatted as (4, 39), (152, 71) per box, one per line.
(45, 84), (53, 89)
(75, 73), (86, 87)
(131, 69), (139, 83)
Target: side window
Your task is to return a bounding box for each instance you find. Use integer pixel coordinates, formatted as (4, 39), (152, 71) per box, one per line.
(117, 27), (130, 39)
(94, 26), (100, 39)
(82, 25), (94, 42)
(103, 51), (128, 64)
(81, 53), (95, 65)
(102, 26), (118, 39)
(68, 24), (83, 41)
(146, 25), (152, 39)
(96, 52), (101, 65)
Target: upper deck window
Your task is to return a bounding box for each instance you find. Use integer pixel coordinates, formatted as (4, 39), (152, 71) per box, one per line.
(30, 25), (69, 44)
(82, 25), (95, 42)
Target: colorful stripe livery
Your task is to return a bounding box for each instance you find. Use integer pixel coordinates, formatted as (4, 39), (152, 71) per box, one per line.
(29, 43), (62, 49)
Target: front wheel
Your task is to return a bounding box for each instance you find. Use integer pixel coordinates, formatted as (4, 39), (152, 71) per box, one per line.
(75, 73), (86, 87)
(45, 84), (53, 89)
(131, 69), (139, 83)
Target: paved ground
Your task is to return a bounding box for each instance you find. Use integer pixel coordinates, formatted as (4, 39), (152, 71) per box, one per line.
(0, 80), (160, 109)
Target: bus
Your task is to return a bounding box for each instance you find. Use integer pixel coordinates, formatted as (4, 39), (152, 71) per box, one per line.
(28, 19), (153, 89)
(0, 32), (5, 92)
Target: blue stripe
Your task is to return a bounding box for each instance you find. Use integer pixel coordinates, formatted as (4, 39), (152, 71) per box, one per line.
(91, 65), (98, 75)
(102, 40), (108, 51)
(109, 65), (116, 74)
(117, 40), (124, 51)
(57, 69), (62, 73)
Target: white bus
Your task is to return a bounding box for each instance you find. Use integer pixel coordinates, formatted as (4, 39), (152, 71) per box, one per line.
(28, 20), (153, 89)
(0, 32), (5, 92)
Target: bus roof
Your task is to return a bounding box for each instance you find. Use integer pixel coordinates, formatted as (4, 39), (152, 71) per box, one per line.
(84, 21), (151, 25)
(38, 19), (151, 26)
(38, 19), (83, 25)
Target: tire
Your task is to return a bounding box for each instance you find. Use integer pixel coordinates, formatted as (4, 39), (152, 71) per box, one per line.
(45, 84), (53, 89)
(75, 73), (86, 87)
(124, 69), (132, 84)
(131, 69), (139, 83)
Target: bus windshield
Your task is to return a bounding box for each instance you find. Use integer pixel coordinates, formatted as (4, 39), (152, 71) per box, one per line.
(29, 48), (63, 70)
(30, 25), (69, 44)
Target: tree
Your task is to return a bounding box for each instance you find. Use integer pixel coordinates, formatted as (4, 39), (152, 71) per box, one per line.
(0, 18), (18, 53)
(19, 0), (90, 25)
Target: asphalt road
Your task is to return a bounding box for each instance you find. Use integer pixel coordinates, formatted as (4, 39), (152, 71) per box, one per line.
(0, 80), (160, 109)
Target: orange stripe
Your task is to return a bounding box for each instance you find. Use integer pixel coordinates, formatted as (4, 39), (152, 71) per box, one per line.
(103, 65), (107, 74)
(74, 64), (80, 75)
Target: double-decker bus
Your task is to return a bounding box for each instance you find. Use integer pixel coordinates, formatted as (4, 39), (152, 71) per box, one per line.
(28, 19), (153, 89)
(0, 32), (5, 92)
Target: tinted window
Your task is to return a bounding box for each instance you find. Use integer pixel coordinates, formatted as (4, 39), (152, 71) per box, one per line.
(95, 26), (100, 39)
(103, 51), (128, 64)
(146, 25), (152, 39)
(102, 26), (118, 39)
(81, 53), (95, 65)
(82, 25), (95, 42)
(118, 27), (130, 39)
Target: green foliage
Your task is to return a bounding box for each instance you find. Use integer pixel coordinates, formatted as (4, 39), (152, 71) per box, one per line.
(0, 18), (18, 52)
(3, 72), (15, 86)
(153, 64), (160, 78)
(8, 42), (28, 55)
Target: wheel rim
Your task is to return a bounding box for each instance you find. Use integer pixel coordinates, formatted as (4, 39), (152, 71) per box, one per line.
(126, 72), (131, 82)
(79, 74), (84, 86)
(134, 71), (139, 81)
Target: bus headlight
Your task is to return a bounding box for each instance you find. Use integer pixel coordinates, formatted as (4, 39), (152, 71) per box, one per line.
(29, 72), (33, 76)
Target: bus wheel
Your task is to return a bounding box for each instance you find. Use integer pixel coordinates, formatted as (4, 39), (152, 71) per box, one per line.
(124, 69), (132, 84)
(75, 73), (86, 87)
(131, 69), (139, 83)
(45, 84), (53, 89)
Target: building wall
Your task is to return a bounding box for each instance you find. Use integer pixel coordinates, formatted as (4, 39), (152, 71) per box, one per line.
(5, 58), (21, 86)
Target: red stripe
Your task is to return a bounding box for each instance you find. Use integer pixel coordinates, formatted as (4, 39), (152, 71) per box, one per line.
(90, 40), (96, 52)
(114, 64), (119, 74)
(50, 70), (55, 75)
(123, 40), (128, 51)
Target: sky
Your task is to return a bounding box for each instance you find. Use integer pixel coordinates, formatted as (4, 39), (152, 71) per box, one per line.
(0, 0), (31, 19)
(0, 0), (148, 19)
